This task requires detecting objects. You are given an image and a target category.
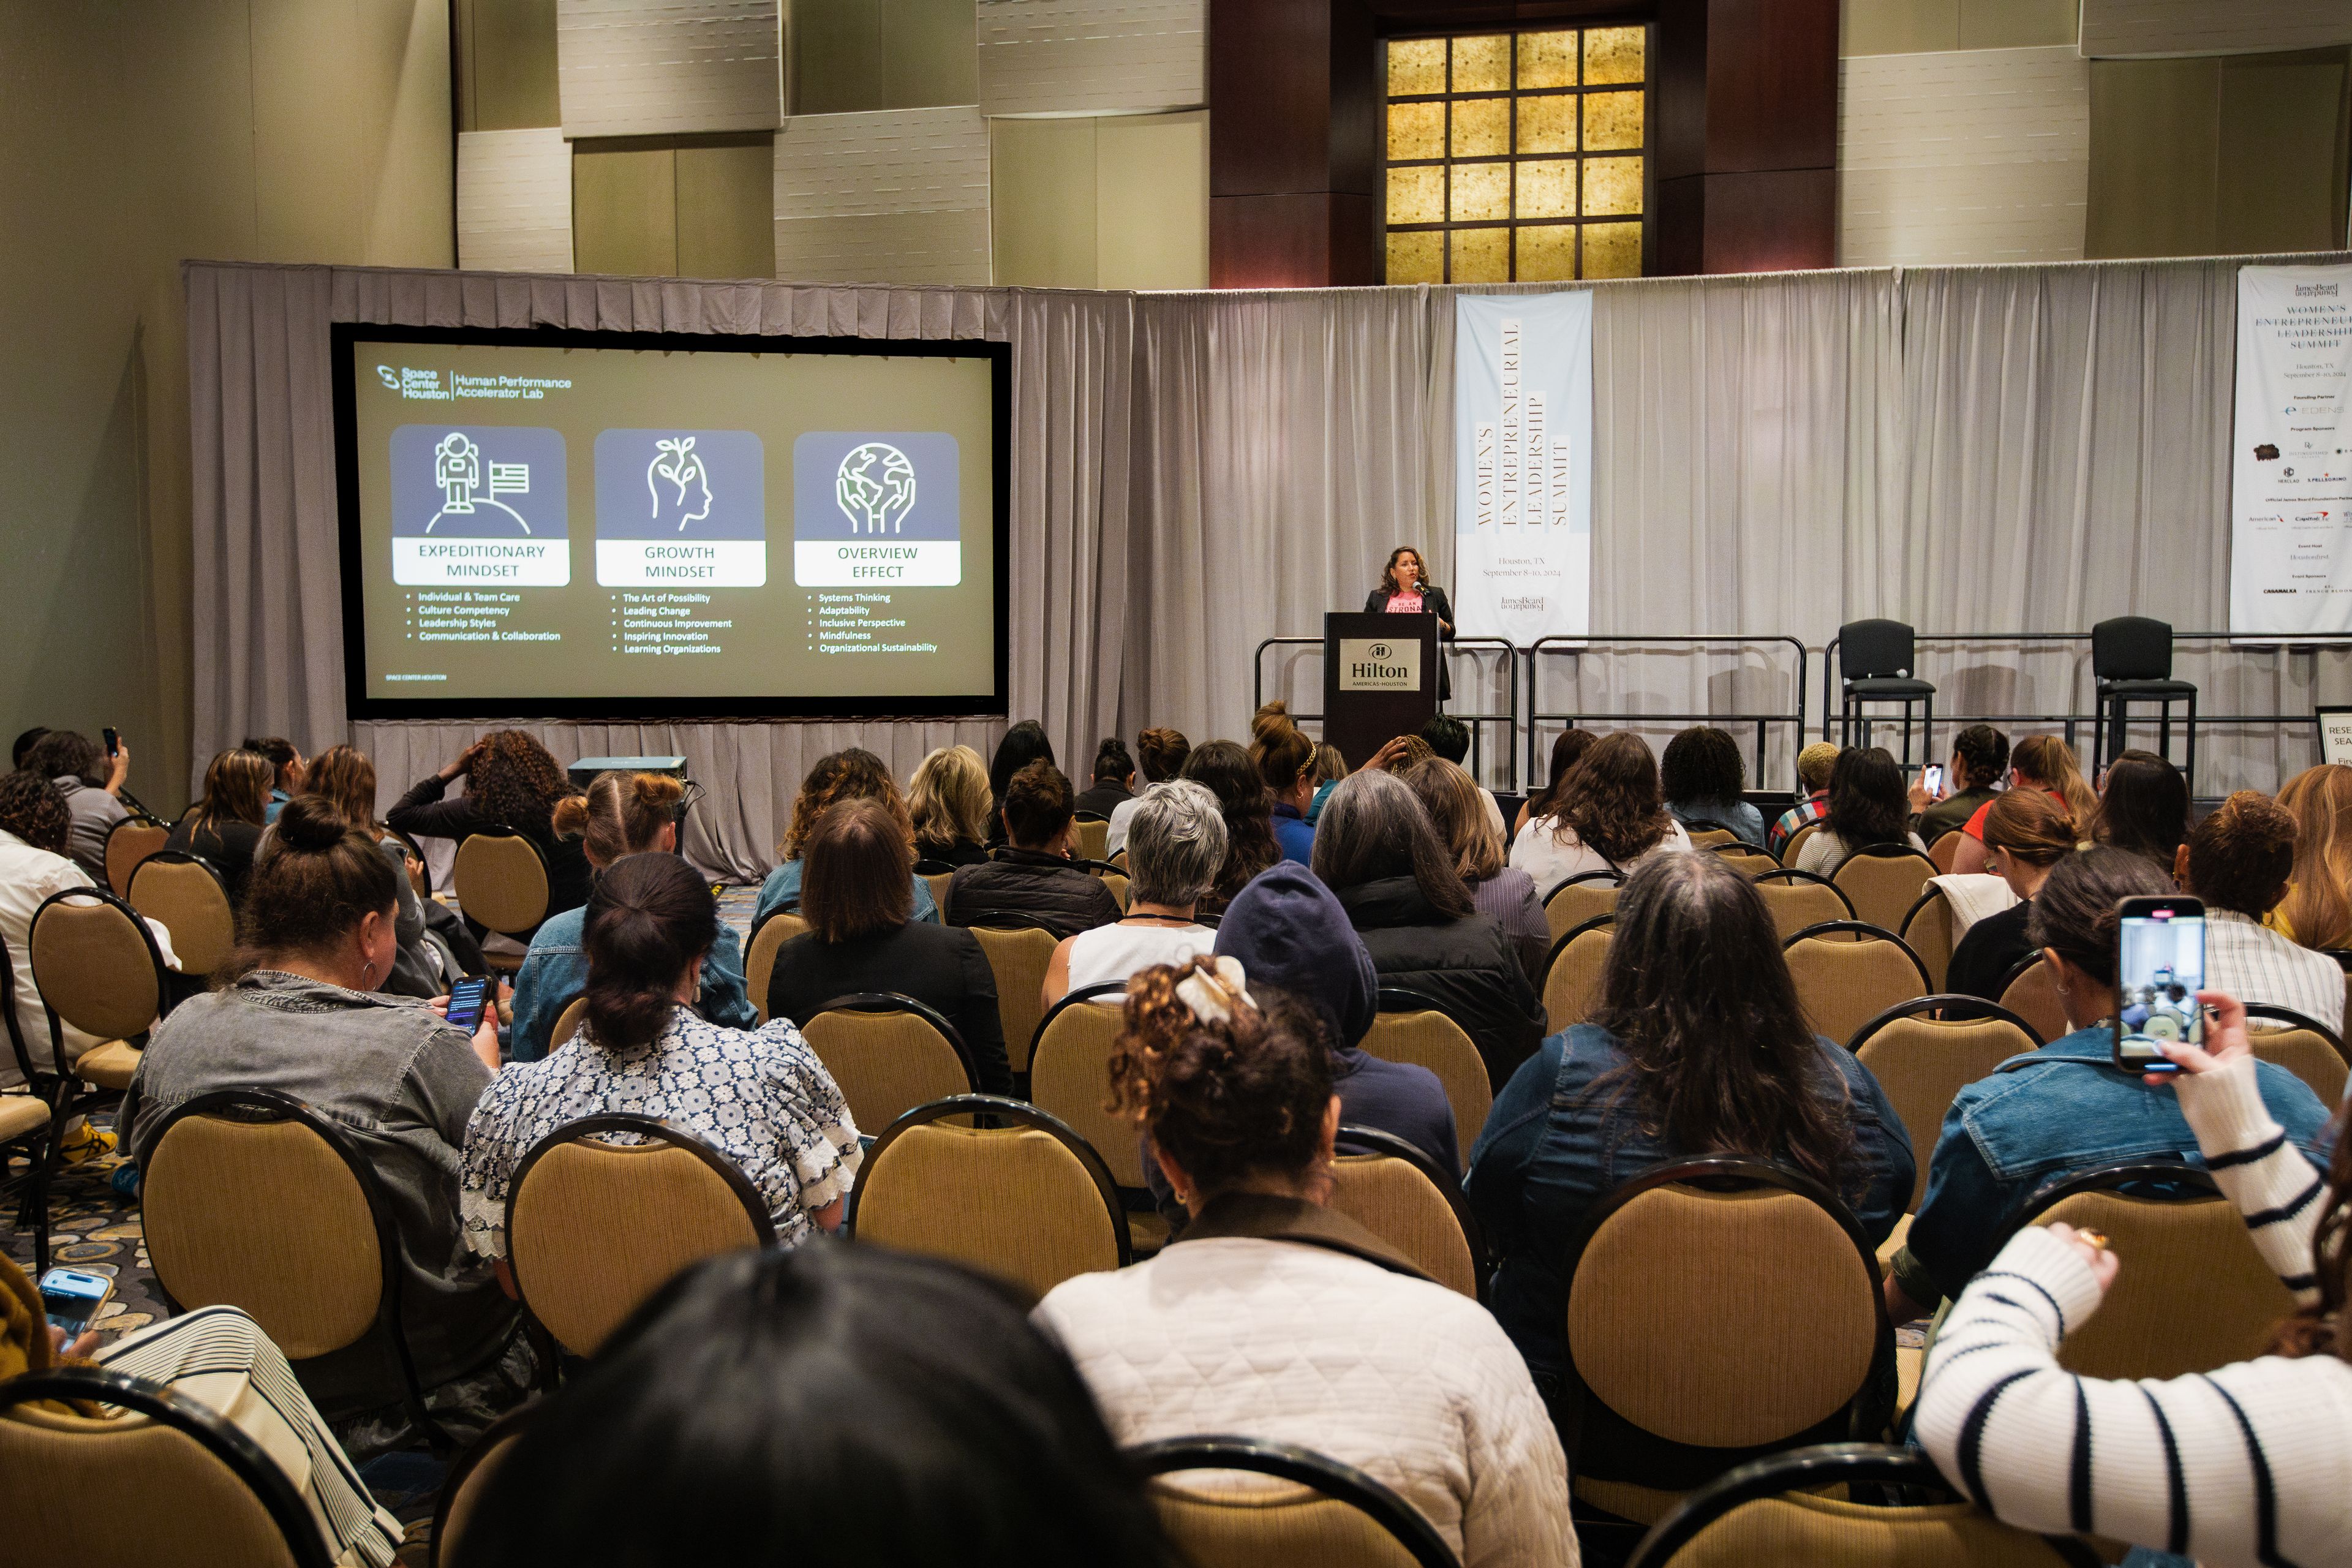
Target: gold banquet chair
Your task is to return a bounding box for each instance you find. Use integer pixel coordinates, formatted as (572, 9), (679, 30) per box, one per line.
(1560, 1157), (1893, 1526)
(846, 1095), (1128, 1303)
(1540, 915), (1614, 1036)
(1995, 954), (2070, 1046)
(1132, 1436), (1462, 1568)
(968, 920), (1058, 1076)
(1782, 922), (1931, 1047)
(1830, 845), (1939, 939)
(1028, 983), (1166, 1254)
(1366, 987), (1494, 1152)
(1542, 870), (1621, 943)
(27, 884), (170, 1096)
(549, 996), (589, 1051)
(140, 1087), (451, 1450)
(102, 816), (170, 898)
(798, 992), (978, 1136)
(1898, 883), (1965, 993)
(1624, 1443), (2100, 1568)
(1751, 870), (1855, 941)
(744, 909), (809, 1024)
(1848, 997), (2043, 1214)
(1711, 843), (1779, 878)
(1073, 815), (1110, 863)
(1330, 1125), (1486, 1300)
(0, 1365), (340, 1568)
(127, 850), (236, 981)
(453, 829), (551, 972)
(430, 1404), (538, 1568)
(505, 1114), (775, 1358)
(2241, 1004), (2350, 1106)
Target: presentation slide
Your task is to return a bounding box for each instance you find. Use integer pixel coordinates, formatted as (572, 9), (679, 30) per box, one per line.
(333, 325), (1008, 719)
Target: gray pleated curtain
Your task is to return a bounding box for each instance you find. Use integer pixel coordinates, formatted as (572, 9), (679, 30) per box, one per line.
(184, 251), (2351, 880)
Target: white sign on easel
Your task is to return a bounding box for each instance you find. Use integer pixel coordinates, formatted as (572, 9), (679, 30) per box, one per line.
(2230, 263), (2352, 637)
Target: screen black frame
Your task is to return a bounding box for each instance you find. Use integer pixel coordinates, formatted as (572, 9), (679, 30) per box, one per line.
(331, 321), (1013, 722)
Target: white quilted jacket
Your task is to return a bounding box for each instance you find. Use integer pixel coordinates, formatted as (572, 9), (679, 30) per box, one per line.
(1035, 1237), (1579, 1568)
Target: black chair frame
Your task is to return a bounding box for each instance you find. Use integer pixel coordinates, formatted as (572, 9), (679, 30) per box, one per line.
(1847, 993), (2048, 1055)
(1556, 1155), (1897, 1488)
(503, 1112), (780, 1352)
(1626, 1441), (2101, 1568)
(1838, 841), (1938, 869)
(100, 813), (167, 891)
(2241, 1003), (2350, 1066)
(1838, 618), (1936, 767)
(0, 1366), (337, 1568)
(2016, 1158), (2222, 1227)
(389, 827), (434, 896)
(1540, 867), (1624, 907)
(145, 1087), (453, 1453)
(429, 1399), (538, 1568)
(844, 1093), (1134, 1267)
(2090, 615), (2196, 790)
(1540, 913), (1618, 980)
(1705, 839), (1775, 861)
(1129, 1434), (1463, 1568)
(1752, 867), (1858, 918)
(1335, 1121), (1493, 1300)
(1782, 920), (1934, 990)
(911, 856), (958, 876)
(807, 990), (981, 1093)
(0, 927), (57, 1274)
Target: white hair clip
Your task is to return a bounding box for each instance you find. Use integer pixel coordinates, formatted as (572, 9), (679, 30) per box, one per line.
(1175, 956), (1254, 1027)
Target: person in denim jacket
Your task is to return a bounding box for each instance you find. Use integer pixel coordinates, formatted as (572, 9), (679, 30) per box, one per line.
(1467, 851), (1914, 1482)
(1885, 845), (2333, 1322)
(508, 772), (754, 1063)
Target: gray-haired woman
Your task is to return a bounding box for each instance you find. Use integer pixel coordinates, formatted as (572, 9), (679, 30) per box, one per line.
(1043, 780), (1228, 1007)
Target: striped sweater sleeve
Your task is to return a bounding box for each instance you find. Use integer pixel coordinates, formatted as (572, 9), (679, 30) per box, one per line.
(2176, 1055), (2326, 1306)
(1915, 1227), (2352, 1566)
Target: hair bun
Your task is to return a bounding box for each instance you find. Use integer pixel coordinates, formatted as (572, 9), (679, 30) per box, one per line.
(273, 793), (350, 851)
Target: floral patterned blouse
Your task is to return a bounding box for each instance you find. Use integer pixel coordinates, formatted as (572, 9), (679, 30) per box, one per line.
(459, 1005), (862, 1258)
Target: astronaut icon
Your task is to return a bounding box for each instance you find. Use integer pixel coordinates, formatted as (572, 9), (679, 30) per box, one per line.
(423, 431), (535, 535)
(648, 437), (714, 532)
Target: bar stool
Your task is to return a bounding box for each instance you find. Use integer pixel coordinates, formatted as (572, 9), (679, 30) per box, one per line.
(1837, 619), (1935, 767)
(2092, 616), (2196, 791)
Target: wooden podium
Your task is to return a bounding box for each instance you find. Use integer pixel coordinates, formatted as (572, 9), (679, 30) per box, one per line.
(1323, 611), (1438, 768)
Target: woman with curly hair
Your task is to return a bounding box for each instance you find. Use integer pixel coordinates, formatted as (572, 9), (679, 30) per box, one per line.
(753, 748), (939, 931)
(1035, 954), (1575, 1568)
(390, 729), (590, 929)
(1508, 731), (1691, 892)
(1175, 740), (1281, 916)
(0, 770), (110, 1098)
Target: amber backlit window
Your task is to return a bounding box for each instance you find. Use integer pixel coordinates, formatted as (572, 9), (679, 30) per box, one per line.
(1384, 27), (1646, 284)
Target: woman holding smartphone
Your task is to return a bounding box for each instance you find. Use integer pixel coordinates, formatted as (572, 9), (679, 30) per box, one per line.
(1915, 988), (2352, 1567)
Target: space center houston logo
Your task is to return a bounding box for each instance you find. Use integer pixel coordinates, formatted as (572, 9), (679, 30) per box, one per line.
(791, 432), (961, 586)
(593, 429), (766, 586)
(390, 425), (568, 585)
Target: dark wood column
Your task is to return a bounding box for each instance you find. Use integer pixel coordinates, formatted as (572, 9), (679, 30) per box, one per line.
(1208, 0), (1380, 287)
(1653, 0), (1838, 274)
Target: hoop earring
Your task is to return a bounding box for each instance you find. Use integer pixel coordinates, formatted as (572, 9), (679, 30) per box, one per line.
(361, 959), (378, 988)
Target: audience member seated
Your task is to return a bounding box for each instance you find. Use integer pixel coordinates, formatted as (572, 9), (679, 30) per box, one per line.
(1768, 740), (1839, 856)
(507, 772), (756, 1063)
(450, 1246), (1175, 1568)
(243, 734), (304, 824)
(163, 748), (271, 903)
(1106, 726), (1189, 858)
(1035, 956), (1577, 1568)
(1419, 715), (1510, 840)
(297, 742), (451, 998)
(768, 799), (1011, 1094)
(467, 853), (861, 1255)
(1795, 746), (1928, 876)
(0, 773), (109, 1142)
(1253, 724), (1317, 865)
(1914, 992), (2352, 1568)
(1952, 734), (2098, 875)
(2176, 790), (2345, 1031)
(1250, 698), (1294, 741)
(1910, 723), (2008, 843)
(1509, 731), (1691, 891)
(1408, 756), (1547, 983)
(3, 1263), (402, 1568)
(1514, 728), (1596, 834)
(127, 797), (526, 1445)
(946, 761), (1120, 942)
(11, 727), (46, 770)
(1660, 725), (1766, 846)
(754, 748), (939, 929)
(1944, 789), (2077, 1001)
(1317, 769), (1546, 1088)
(2271, 761), (2352, 950)
(1468, 851), (1912, 1461)
(390, 729), (590, 929)
(1885, 846), (2332, 1322)
(2093, 747), (2191, 873)
(1072, 736), (1135, 820)
(908, 744), (993, 869)
(985, 720), (1057, 846)
(26, 728), (129, 884)
(1307, 741), (1348, 823)
(1178, 739), (1281, 917)
(1044, 782), (1222, 1005)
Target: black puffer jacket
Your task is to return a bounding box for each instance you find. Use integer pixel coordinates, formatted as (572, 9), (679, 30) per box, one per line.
(944, 848), (1121, 941)
(1336, 875), (1548, 1090)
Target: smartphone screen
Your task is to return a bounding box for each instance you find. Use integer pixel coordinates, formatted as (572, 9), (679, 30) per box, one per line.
(445, 975), (492, 1032)
(101, 727), (119, 758)
(1923, 764), (1944, 797)
(39, 1267), (111, 1338)
(2116, 899), (2206, 1071)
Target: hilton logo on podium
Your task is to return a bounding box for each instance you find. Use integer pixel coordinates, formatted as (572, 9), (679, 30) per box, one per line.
(1338, 637), (1421, 692)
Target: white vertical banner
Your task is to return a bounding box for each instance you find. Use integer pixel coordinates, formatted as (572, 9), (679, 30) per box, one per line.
(2230, 263), (2352, 637)
(1455, 292), (1593, 643)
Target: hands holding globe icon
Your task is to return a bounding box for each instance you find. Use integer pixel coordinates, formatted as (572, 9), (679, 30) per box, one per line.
(835, 442), (918, 533)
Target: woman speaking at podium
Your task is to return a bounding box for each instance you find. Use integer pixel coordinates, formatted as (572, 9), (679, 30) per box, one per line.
(1363, 546), (1454, 702)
